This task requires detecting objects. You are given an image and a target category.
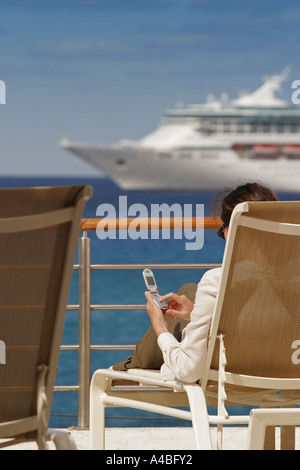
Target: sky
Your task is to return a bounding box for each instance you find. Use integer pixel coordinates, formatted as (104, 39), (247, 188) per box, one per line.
(1, 0), (300, 176)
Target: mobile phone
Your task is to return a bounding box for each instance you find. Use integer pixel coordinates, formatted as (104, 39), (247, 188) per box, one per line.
(143, 268), (168, 311)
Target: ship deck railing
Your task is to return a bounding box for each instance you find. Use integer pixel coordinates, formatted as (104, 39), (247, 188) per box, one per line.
(57, 216), (222, 429)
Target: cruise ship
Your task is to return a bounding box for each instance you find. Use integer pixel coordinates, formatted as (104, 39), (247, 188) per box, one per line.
(61, 70), (300, 192)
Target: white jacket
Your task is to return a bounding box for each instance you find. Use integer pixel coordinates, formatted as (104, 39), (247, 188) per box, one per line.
(157, 267), (221, 383)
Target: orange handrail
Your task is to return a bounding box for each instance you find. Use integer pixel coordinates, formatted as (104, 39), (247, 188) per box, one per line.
(80, 216), (222, 231)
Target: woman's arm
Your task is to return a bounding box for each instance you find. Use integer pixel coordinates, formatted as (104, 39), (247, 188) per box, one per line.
(146, 268), (221, 383)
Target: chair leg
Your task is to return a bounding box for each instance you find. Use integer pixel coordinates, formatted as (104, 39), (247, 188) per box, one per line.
(48, 429), (77, 450)
(217, 424), (223, 450)
(184, 385), (212, 450)
(90, 372), (107, 450)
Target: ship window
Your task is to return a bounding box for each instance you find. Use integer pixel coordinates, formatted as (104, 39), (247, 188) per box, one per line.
(262, 124), (270, 133)
(199, 126), (214, 135)
(158, 152), (171, 158)
(291, 124), (297, 133)
(116, 158), (126, 165)
(181, 152), (192, 158)
(284, 125), (291, 133)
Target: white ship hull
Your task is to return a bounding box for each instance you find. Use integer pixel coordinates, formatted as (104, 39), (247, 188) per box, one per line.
(61, 136), (300, 192)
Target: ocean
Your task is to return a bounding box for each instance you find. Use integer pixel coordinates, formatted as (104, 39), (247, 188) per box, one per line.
(1, 176), (298, 429)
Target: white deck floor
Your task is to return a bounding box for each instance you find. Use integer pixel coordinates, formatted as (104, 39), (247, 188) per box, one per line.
(2, 426), (300, 450)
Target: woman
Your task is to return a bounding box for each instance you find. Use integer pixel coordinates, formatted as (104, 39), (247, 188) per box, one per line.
(145, 182), (278, 383)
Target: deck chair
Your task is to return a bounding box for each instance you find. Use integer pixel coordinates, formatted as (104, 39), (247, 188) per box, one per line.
(247, 408), (300, 450)
(0, 185), (92, 449)
(90, 201), (300, 450)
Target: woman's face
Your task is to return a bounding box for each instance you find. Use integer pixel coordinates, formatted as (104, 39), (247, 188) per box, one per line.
(224, 226), (229, 240)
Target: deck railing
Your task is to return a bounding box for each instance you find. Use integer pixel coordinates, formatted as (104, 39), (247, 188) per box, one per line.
(55, 216), (222, 429)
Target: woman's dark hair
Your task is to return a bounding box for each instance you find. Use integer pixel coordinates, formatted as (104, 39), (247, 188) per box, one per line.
(212, 182), (278, 228)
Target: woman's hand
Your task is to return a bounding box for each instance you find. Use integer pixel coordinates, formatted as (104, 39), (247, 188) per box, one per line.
(145, 291), (169, 337)
(159, 292), (194, 322)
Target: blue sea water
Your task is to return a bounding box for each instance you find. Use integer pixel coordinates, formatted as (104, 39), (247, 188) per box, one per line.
(1, 176), (298, 429)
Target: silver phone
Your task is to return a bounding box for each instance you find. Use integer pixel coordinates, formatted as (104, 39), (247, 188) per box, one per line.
(143, 268), (168, 311)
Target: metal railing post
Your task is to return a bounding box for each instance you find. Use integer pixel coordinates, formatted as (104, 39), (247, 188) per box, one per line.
(78, 230), (91, 429)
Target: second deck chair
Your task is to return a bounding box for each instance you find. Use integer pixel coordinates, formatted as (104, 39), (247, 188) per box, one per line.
(247, 408), (300, 450)
(90, 200), (300, 450)
(0, 184), (92, 449)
